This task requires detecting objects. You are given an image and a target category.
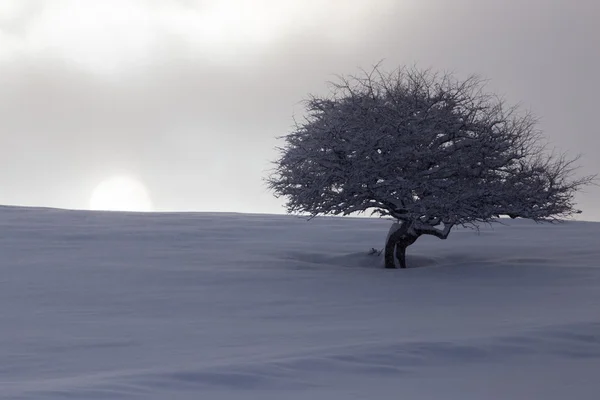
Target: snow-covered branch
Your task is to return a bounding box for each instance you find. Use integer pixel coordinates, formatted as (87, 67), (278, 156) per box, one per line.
(413, 220), (454, 239)
(267, 65), (596, 227)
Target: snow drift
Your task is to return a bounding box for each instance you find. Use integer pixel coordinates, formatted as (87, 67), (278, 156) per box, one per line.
(1, 206), (599, 399)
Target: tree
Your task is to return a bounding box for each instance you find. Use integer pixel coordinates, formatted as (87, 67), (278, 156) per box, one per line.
(267, 66), (595, 268)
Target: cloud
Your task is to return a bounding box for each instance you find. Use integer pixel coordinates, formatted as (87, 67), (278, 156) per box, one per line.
(0, 0), (400, 72)
(0, 0), (598, 218)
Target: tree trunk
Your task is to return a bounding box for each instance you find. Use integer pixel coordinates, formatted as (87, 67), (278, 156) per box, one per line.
(395, 244), (407, 269)
(384, 221), (420, 269)
(384, 233), (398, 268)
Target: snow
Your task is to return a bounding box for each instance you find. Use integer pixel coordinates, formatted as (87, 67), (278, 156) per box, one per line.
(1, 205), (600, 399)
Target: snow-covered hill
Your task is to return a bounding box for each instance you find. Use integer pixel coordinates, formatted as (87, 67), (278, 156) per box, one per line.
(1, 206), (600, 399)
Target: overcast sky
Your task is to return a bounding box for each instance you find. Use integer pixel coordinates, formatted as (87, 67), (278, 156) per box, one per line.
(1, 0), (599, 219)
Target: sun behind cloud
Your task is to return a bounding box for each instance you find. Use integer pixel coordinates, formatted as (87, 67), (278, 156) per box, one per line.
(90, 176), (153, 212)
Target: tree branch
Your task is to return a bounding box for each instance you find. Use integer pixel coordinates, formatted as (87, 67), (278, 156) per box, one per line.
(414, 222), (454, 239)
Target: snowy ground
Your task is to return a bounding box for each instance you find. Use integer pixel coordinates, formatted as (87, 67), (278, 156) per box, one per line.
(1, 206), (600, 399)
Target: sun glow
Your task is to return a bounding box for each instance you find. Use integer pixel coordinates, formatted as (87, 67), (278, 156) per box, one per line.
(90, 176), (153, 212)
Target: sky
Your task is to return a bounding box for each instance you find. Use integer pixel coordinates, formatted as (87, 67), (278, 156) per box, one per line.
(0, 0), (599, 219)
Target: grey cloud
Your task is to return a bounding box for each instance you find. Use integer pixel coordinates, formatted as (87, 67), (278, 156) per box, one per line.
(0, 0), (598, 218)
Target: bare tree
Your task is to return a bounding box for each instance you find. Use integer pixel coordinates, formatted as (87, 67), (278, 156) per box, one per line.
(267, 66), (595, 268)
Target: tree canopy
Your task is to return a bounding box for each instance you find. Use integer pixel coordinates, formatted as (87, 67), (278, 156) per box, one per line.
(267, 66), (595, 267)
